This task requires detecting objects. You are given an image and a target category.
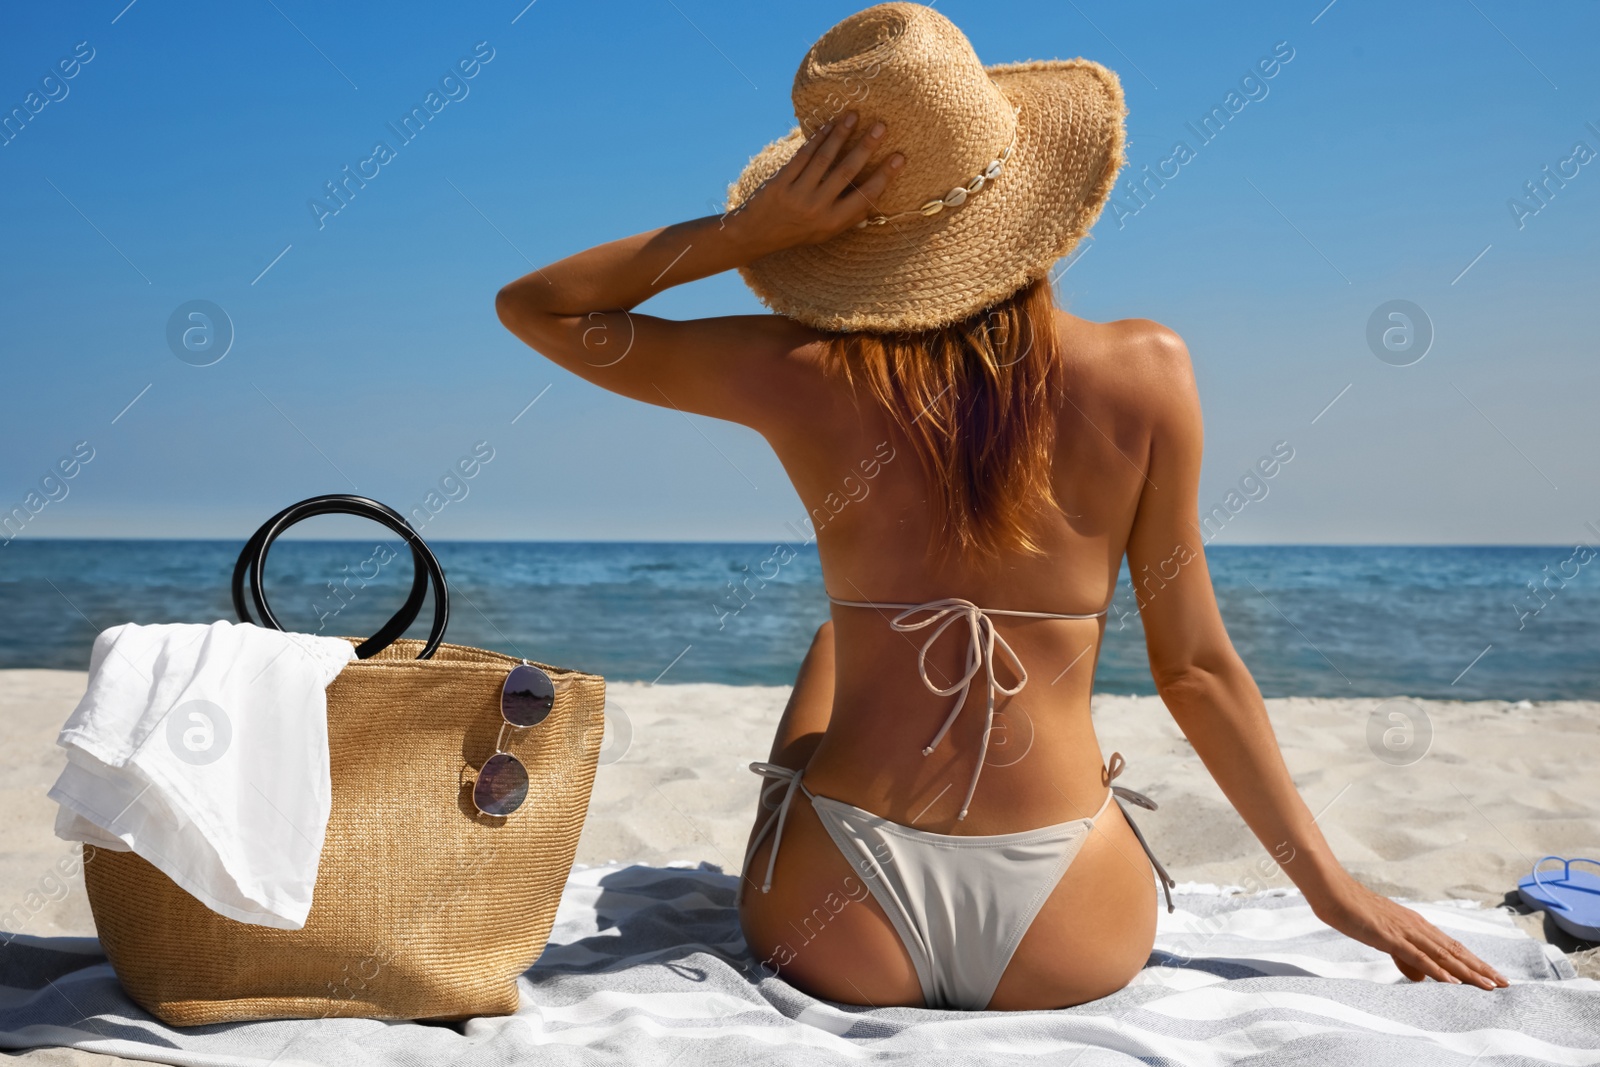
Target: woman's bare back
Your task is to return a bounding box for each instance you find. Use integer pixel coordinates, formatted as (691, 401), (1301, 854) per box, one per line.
(735, 308), (1186, 1007)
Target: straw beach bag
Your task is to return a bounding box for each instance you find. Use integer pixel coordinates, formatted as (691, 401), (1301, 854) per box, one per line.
(83, 495), (606, 1026)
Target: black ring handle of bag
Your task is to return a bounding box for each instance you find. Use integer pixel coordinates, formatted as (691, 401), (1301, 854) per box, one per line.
(230, 496), (434, 658)
(231, 494), (449, 660)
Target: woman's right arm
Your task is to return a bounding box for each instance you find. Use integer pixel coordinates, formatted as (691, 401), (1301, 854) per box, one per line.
(1122, 324), (1506, 990)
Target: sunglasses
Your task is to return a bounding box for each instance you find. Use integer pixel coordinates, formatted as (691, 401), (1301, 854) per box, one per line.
(471, 662), (556, 817)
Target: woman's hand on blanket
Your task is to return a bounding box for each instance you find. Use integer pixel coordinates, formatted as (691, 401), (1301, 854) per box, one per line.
(1311, 878), (1508, 990)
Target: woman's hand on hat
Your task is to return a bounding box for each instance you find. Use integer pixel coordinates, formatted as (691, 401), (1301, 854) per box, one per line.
(733, 111), (904, 253)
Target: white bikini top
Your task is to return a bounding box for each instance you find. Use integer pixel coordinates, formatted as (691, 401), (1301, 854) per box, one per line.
(826, 593), (1108, 821)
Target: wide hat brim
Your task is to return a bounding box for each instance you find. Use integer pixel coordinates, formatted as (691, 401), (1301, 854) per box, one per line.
(726, 58), (1127, 334)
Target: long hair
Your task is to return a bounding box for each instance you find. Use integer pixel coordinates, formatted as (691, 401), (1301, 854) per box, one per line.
(819, 277), (1066, 563)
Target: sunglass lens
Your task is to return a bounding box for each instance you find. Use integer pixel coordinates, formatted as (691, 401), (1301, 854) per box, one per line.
(473, 752), (529, 817)
(503, 663), (555, 727)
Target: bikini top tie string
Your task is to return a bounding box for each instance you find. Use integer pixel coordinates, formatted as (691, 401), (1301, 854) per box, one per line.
(885, 597), (1025, 821)
(829, 594), (1105, 821)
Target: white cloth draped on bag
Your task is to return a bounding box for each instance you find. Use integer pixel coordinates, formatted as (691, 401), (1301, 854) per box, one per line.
(48, 620), (354, 929)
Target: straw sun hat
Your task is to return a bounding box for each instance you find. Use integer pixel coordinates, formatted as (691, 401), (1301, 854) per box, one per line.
(726, 2), (1127, 334)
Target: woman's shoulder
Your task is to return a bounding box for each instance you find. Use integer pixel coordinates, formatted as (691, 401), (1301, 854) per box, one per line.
(1053, 310), (1190, 374)
(1054, 311), (1195, 403)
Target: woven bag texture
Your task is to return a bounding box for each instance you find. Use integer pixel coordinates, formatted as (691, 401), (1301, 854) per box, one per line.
(84, 638), (605, 1026)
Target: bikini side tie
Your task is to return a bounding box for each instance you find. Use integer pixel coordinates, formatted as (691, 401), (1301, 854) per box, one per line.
(739, 761), (810, 902)
(1104, 751), (1178, 913)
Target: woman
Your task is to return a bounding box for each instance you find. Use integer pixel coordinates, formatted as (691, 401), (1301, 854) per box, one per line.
(496, 3), (1506, 1010)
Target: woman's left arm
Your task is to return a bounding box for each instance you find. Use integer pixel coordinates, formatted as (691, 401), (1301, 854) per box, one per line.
(1129, 334), (1507, 990)
(495, 112), (902, 422)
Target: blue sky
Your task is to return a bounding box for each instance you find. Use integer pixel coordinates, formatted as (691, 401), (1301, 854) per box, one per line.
(3, 0), (1596, 544)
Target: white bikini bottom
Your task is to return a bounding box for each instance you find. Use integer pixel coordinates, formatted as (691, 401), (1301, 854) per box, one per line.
(741, 757), (1175, 1010)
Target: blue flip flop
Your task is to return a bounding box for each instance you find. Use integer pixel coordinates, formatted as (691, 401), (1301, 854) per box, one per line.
(1517, 856), (1600, 943)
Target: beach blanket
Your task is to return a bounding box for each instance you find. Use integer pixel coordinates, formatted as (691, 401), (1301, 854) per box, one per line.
(1, 862), (1596, 1065)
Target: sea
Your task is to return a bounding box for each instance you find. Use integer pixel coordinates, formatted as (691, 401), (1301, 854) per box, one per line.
(1, 541), (1596, 700)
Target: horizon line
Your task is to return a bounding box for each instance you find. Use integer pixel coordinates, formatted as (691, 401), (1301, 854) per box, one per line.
(3, 537), (1591, 549)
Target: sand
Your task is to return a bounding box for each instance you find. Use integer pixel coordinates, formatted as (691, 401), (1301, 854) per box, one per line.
(2, 670), (1596, 1064)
